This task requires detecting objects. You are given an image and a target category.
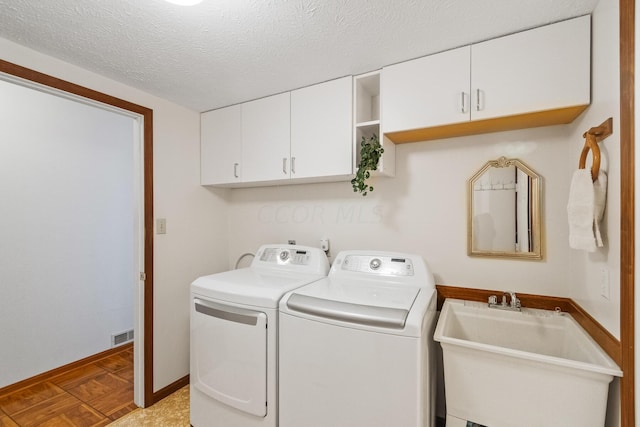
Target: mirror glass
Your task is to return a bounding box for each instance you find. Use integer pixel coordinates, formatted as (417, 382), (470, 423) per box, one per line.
(468, 157), (542, 260)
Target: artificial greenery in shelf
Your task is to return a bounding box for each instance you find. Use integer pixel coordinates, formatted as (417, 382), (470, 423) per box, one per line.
(351, 133), (384, 196)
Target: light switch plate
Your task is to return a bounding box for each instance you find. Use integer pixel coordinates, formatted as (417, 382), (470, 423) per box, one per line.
(156, 218), (167, 235)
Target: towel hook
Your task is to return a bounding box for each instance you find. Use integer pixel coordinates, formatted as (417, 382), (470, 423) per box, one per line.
(579, 117), (613, 182)
(579, 133), (600, 182)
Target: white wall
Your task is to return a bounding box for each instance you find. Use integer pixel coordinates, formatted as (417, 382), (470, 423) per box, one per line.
(229, 125), (574, 296)
(567, 0), (620, 338)
(0, 79), (135, 387)
(0, 37), (231, 392)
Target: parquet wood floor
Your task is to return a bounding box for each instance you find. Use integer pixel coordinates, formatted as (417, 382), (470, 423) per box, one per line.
(0, 344), (136, 427)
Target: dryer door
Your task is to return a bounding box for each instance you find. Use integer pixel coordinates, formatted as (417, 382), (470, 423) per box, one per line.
(192, 297), (267, 417)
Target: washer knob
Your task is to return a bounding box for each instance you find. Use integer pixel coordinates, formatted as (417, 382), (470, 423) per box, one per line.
(369, 258), (382, 270)
(279, 251), (290, 262)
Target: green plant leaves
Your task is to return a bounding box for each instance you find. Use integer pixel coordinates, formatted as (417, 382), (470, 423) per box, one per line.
(351, 134), (384, 196)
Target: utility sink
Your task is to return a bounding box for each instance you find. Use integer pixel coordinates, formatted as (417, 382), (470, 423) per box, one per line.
(434, 298), (622, 427)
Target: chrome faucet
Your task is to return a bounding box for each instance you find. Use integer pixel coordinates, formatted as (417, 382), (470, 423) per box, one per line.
(506, 291), (521, 310)
(488, 291), (521, 311)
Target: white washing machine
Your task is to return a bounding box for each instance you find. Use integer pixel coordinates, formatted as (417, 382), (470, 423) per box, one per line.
(190, 244), (329, 427)
(278, 250), (437, 427)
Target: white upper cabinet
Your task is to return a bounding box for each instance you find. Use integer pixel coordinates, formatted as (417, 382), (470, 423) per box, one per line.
(381, 15), (591, 143)
(200, 78), (354, 187)
(471, 15), (591, 121)
(382, 46), (471, 133)
(201, 16), (592, 187)
(241, 92), (291, 183)
(201, 104), (242, 185)
(291, 76), (353, 180)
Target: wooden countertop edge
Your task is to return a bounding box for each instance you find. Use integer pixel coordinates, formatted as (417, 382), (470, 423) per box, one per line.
(436, 284), (622, 366)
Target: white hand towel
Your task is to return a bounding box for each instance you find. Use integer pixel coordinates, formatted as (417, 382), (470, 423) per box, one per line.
(593, 170), (608, 247)
(567, 169), (596, 252)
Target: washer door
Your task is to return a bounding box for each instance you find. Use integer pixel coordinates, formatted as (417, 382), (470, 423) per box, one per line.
(192, 298), (267, 417)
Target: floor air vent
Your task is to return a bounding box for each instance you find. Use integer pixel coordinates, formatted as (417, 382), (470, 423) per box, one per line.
(111, 329), (134, 347)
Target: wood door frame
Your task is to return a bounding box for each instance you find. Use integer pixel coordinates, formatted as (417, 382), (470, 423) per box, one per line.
(0, 59), (156, 407)
(619, 0), (635, 425)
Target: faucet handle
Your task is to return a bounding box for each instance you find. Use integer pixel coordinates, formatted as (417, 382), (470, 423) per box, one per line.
(507, 291), (522, 311)
(488, 295), (497, 305)
(504, 291), (514, 305)
(513, 296), (521, 309)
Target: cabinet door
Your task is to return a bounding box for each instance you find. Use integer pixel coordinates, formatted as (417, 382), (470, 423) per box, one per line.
(381, 46), (471, 133)
(291, 76), (353, 180)
(201, 105), (242, 185)
(241, 92), (291, 183)
(471, 15), (591, 121)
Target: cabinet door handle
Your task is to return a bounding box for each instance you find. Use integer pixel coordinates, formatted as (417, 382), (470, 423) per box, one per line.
(460, 92), (467, 114)
(282, 157), (288, 175)
(476, 88), (482, 111)
(291, 157), (296, 174)
(233, 163), (239, 178)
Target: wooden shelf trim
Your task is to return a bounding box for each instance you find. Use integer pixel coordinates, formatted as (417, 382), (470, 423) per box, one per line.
(436, 285), (622, 366)
(386, 104), (589, 144)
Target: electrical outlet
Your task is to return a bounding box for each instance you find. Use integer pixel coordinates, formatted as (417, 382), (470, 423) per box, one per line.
(156, 218), (167, 235)
(600, 268), (610, 300)
(320, 238), (330, 252)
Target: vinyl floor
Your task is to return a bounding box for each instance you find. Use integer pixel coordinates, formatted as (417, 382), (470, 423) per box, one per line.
(107, 386), (189, 427)
(0, 344), (136, 427)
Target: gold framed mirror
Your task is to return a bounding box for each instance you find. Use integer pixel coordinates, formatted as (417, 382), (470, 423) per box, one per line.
(468, 157), (542, 260)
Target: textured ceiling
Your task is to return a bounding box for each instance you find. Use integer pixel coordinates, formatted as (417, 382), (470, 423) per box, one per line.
(0, 0), (598, 112)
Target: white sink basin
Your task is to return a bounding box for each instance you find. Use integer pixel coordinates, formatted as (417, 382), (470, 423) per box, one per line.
(434, 298), (622, 427)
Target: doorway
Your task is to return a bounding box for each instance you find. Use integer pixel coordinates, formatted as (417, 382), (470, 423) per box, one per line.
(0, 60), (154, 408)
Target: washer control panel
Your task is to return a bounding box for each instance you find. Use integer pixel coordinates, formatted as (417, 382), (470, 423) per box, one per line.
(340, 255), (414, 276)
(260, 247), (311, 265)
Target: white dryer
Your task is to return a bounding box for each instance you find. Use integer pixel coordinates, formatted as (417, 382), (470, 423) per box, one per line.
(190, 244), (329, 427)
(278, 250), (437, 427)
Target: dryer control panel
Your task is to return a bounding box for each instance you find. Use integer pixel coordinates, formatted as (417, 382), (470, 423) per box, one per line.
(260, 247), (310, 265)
(340, 255), (414, 276)
(252, 245), (330, 276)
